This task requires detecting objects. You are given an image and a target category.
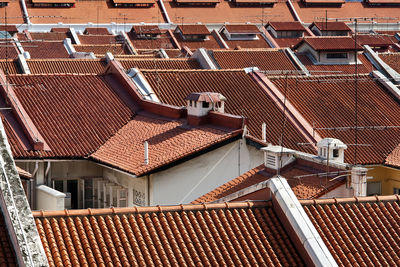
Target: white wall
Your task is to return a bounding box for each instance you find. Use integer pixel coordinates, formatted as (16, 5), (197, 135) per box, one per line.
(36, 185), (65, 210)
(150, 139), (263, 205)
(319, 183), (354, 199)
(102, 167), (148, 206)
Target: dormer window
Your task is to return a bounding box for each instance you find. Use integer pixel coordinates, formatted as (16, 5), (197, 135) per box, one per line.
(327, 52), (348, 59)
(221, 25), (260, 41)
(333, 149), (339, 158)
(202, 102), (209, 108)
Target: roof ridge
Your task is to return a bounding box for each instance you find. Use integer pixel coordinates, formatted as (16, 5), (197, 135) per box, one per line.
(140, 69), (245, 73)
(32, 200), (270, 217)
(300, 194), (400, 205)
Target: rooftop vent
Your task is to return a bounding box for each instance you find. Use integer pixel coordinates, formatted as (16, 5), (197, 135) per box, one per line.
(261, 145), (295, 170)
(185, 92), (226, 117)
(317, 138), (347, 163)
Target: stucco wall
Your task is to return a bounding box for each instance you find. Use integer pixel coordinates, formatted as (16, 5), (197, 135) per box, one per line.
(366, 165), (400, 195)
(150, 139), (263, 205)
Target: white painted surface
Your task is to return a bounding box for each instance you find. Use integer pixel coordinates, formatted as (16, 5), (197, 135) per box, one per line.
(150, 139), (263, 205)
(36, 185), (65, 210)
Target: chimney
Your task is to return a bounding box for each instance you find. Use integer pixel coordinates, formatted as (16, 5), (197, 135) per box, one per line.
(186, 92), (225, 115)
(351, 166), (368, 197)
(261, 145), (295, 170)
(317, 138), (347, 163)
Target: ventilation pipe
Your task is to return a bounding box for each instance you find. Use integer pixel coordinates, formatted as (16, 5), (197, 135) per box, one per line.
(144, 141), (149, 165)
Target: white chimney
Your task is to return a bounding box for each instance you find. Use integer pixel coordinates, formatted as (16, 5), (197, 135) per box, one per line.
(351, 166), (368, 197)
(185, 92), (226, 117)
(317, 138), (347, 163)
(261, 145), (295, 170)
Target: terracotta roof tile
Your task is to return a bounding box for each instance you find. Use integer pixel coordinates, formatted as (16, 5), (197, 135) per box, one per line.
(194, 158), (345, 203)
(16, 166), (32, 179)
(0, 1), (24, 24)
(131, 25), (162, 35)
(295, 36), (363, 51)
(173, 32), (223, 50)
(210, 49), (298, 71)
(164, 1), (295, 23)
(311, 22), (352, 32)
(26, 59), (107, 74)
(355, 34), (394, 48)
(379, 53), (400, 73)
(6, 73), (134, 158)
(0, 46), (19, 60)
(176, 25), (211, 35)
(267, 21), (306, 31)
(27, 2), (166, 24)
(33, 201), (304, 266)
(73, 44), (131, 55)
(296, 53), (374, 74)
(78, 35), (122, 45)
(223, 24), (261, 34)
(274, 37), (303, 48)
(293, 1), (400, 23)
(119, 58), (201, 69)
(84, 28), (110, 35)
(0, 60), (20, 74)
(142, 70), (315, 152)
(91, 114), (241, 175)
(50, 27), (71, 33)
(128, 32), (177, 50)
(270, 74), (400, 165)
(29, 32), (72, 41)
(22, 41), (70, 59)
(220, 34), (271, 49)
(301, 195), (400, 267)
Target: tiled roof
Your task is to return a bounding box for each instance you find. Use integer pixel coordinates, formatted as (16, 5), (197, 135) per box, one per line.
(16, 166), (32, 179)
(0, 204), (18, 266)
(220, 34), (271, 49)
(292, 1), (400, 23)
(0, 46), (19, 60)
(295, 36), (363, 51)
(274, 37), (303, 48)
(355, 34), (394, 47)
(223, 24), (260, 34)
(29, 32), (71, 41)
(50, 27), (71, 33)
(176, 25), (211, 35)
(131, 25), (162, 35)
(27, 2), (166, 24)
(163, 1), (295, 23)
(164, 49), (186, 58)
(173, 33), (223, 50)
(210, 49), (298, 71)
(119, 58), (201, 70)
(311, 22), (351, 32)
(142, 70), (314, 152)
(270, 74), (400, 165)
(301, 195), (400, 266)
(296, 53), (374, 74)
(193, 158), (345, 203)
(78, 35), (122, 45)
(33, 201), (305, 266)
(267, 21), (306, 31)
(6, 74), (133, 158)
(22, 41), (70, 59)
(73, 44), (130, 55)
(380, 53), (400, 73)
(0, 1), (24, 24)
(0, 60), (20, 74)
(26, 59), (107, 74)
(91, 114), (241, 176)
(84, 27), (110, 35)
(128, 32), (177, 50)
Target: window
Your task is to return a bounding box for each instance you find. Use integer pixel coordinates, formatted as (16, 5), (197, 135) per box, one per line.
(394, 188), (400, 195)
(326, 53), (348, 59)
(202, 102), (209, 108)
(367, 181), (381, 196)
(333, 149), (339, 158)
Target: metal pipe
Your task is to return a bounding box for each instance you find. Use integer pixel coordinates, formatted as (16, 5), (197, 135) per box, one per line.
(144, 141), (149, 165)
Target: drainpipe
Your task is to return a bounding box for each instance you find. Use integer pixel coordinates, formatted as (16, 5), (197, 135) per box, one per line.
(45, 161), (51, 186)
(32, 161), (39, 178)
(20, 0), (31, 25)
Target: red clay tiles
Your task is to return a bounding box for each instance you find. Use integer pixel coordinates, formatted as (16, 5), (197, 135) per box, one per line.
(5, 73), (134, 158)
(29, 32), (72, 41)
(73, 44), (131, 55)
(301, 195), (400, 267)
(294, 36), (363, 51)
(26, 59), (107, 74)
(128, 32), (177, 50)
(220, 34), (271, 49)
(310, 21), (352, 32)
(78, 35), (122, 45)
(33, 201), (305, 266)
(210, 49), (299, 71)
(379, 53), (400, 73)
(91, 114), (241, 175)
(270, 74), (400, 166)
(119, 58), (201, 69)
(142, 69), (315, 152)
(22, 41), (70, 59)
(194, 158), (345, 203)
